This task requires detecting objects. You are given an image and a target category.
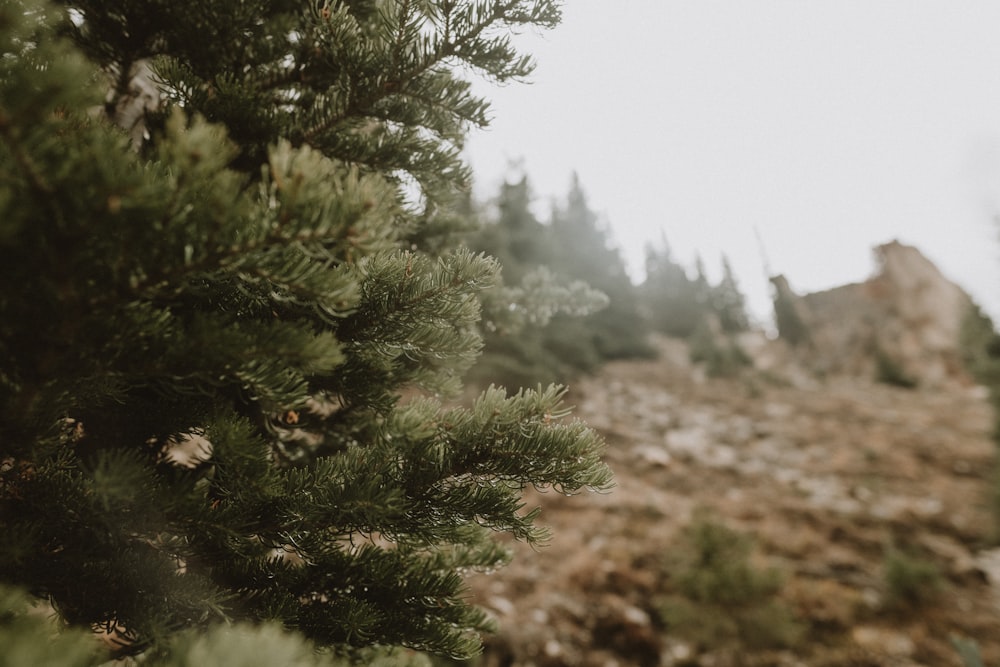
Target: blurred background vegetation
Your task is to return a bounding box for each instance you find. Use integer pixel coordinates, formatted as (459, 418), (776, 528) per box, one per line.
(462, 172), (756, 389)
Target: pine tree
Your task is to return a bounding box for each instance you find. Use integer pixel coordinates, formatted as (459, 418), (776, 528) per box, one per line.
(692, 254), (712, 312)
(640, 235), (705, 338)
(477, 175), (554, 284)
(466, 173), (650, 388)
(710, 255), (750, 334)
(464, 174), (604, 387)
(770, 275), (810, 347)
(548, 173), (653, 361)
(0, 1), (612, 662)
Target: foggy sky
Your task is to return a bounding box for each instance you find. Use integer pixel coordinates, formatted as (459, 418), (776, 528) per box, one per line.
(463, 1), (1000, 324)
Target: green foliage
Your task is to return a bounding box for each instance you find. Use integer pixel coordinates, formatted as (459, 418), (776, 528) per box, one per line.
(639, 238), (707, 339)
(0, 583), (433, 667)
(671, 517), (782, 605)
(656, 514), (803, 651)
(0, 0), (612, 661)
(640, 241), (751, 346)
(467, 321), (597, 390)
(960, 303), (1000, 419)
(466, 173), (650, 388)
(770, 275), (810, 347)
(548, 174), (654, 361)
(882, 548), (944, 609)
(688, 322), (751, 378)
(950, 634), (985, 667)
(874, 347), (918, 389)
(161, 624), (436, 667)
(472, 176), (554, 286)
(960, 304), (1000, 382)
(641, 242), (753, 380)
(711, 255), (750, 334)
(959, 298), (1000, 541)
(0, 585), (99, 667)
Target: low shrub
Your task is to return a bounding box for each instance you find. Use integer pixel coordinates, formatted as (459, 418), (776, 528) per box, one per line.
(656, 514), (803, 651)
(875, 348), (918, 389)
(882, 548), (943, 609)
(688, 323), (752, 378)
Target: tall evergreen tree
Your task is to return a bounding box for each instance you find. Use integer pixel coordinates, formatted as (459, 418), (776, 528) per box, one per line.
(548, 174), (653, 361)
(710, 255), (750, 334)
(466, 173), (651, 388)
(0, 1), (612, 662)
(466, 174), (607, 387)
(771, 275), (811, 347)
(693, 254), (712, 304)
(640, 235), (705, 338)
(480, 175), (554, 282)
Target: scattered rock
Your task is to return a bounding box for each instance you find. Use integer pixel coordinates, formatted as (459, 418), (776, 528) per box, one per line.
(467, 320), (1000, 666)
(634, 444), (672, 468)
(851, 625), (916, 658)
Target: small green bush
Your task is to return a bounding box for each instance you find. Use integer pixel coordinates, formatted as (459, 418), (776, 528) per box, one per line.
(0, 585), (98, 667)
(673, 518), (781, 604)
(882, 548), (943, 609)
(657, 515), (803, 650)
(875, 348), (918, 389)
(958, 304), (1000, 543)
(0, 583), (436, 667)
(959, 304), (1000, 388)
(951, 634), (984, 667)
(688, 323), (752, 378)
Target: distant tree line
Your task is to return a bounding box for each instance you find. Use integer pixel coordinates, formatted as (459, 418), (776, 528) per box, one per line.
(463, 173), (753, 387)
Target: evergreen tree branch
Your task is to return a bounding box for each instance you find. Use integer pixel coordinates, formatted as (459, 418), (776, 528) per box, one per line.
(0, 112), (55, 199)
(301, 0), (551, 144)
(1, 2), (611, 660)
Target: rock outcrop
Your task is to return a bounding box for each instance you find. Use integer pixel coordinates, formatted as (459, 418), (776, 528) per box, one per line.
(772, 241), (973, 387)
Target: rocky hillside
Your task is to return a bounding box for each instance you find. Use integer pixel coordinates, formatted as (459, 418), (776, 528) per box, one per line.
(465, 335), (1000, 667)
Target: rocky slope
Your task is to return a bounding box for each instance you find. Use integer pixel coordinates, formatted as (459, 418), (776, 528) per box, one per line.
(465, 336), (1000, 667)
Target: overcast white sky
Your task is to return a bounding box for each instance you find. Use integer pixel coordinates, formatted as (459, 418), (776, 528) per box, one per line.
(463, 1), (1000, 325)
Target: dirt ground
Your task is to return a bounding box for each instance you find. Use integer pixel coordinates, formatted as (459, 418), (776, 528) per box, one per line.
(465, 337), (1000, 667)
